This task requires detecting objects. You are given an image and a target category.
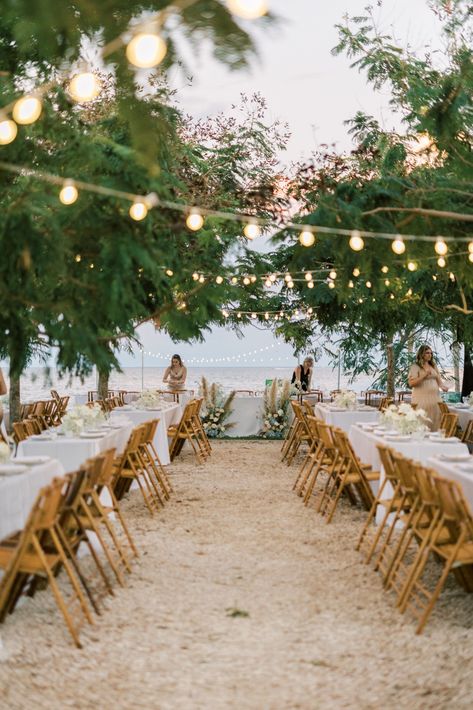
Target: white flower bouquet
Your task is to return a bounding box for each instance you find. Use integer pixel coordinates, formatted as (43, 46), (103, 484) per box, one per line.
(0, 441), (10, 463)
(62, 403), (105, 435)
(381, 403), (429, 435)
(333, 390), (357, 410)
(134, 390), (168, 409)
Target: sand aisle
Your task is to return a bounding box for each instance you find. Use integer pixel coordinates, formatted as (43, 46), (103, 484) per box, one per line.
(1, 440), (473, 709)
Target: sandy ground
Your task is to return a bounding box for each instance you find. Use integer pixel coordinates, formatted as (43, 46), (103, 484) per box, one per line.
(1, 440), (473, 710)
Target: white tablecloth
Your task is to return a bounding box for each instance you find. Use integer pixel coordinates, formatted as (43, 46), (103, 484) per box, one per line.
(226, 396), (264, 437)
(0, 458), (65, 539)
(110, 404), (181, 465)
(17, 424), (133, 474)
(427, 457), (473, 511)
(314, 404), (380, 433)
(448, 405), (473, 431)
(349, 425), (469, 470)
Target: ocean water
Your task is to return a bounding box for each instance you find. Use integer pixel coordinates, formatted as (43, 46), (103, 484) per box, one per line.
(16, 366), (377, 402)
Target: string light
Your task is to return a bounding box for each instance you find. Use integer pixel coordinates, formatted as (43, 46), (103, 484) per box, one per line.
(75, 254), (81, 262)
(349, 230), (364, 251)
(352, 268), (360, 277)
(243, 276), (251, 285)
(407, 261), (417, 271)
(59, 179), (78, 205)
(269, 274), (277, 282)
(126, 31), (167, 68)
(329, 270), (337, 279)
(308, 281), (314, 288)
(186, 209), (204, 231)
(198, 275), (205, 283)
(215, 275), (224, 284)
(227, 0), (268, 19)
(192, 272), (199, 281)
(299, 229), (315, 247)
(328, 280), (335, 289)
(449, 272), (455, 281)
(264, 278), (272, 287)
(231, 276), (238, 284)
(348, 280), (354, 288)
(243, 220), (260, 240)
(437, 257), (446, 268)
(12, 96), (42, 125)
(287, 280), (294, 288)
(365, 281), (372, 288)
(165, 269), (173, 276)
(381, 266), (389, 274)
(0, 119), (17, 145)
(384, 279), (390, 286)
(68, 72), (101, 102)
(304, 272), (312, 281)
(392, 237), (406, 255)
(434, 238), (448, 256)
(250, 275), (257, 283)
(129, 200), (148, 221)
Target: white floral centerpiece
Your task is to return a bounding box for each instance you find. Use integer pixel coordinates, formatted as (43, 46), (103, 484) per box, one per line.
(333, 390), (357, 410)
(0, 441), (10, 463)
(260, 380), (291, 439)
(381, 403), (429, 435)
(199, 377), (235, 438)
(134, 390), (169, 409)
(62, 403), (105, 436)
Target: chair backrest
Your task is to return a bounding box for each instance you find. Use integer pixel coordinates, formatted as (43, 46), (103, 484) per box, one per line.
(378, 397), (394, 411)
(302, 400), (314, 416)
(438, 401), (450, 415)
(439, 412), (458, 437)
(364, 389), (385, 407)
(433, 475), (473, 544)
(461, 419), (473, 446)
(376, 445), (399, 484)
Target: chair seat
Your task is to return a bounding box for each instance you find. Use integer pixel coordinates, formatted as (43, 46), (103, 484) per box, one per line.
(364, 470), (380, 481)
(0, 546), (61, 574)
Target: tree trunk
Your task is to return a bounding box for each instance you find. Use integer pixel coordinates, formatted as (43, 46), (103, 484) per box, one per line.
(386, 342), (395, 400)
(452, 339), (461, 393)
(462, 346), (473, 398)
(97, 370), (109, 401)
(9, 372), (21, 428)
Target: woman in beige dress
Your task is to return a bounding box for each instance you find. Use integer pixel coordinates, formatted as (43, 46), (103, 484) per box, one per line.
(163, 354), (187, 391)
(408, 345), (448, 431)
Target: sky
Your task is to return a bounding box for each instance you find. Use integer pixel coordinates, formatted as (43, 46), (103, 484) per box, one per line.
(122, 0), (443, 369)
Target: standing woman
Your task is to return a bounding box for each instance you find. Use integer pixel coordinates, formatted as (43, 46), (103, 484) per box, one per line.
(163, 354), (187, 391)
(0, 367), (7, 443)
(291, 356), (314, 392)
(408, 345), (448, 431)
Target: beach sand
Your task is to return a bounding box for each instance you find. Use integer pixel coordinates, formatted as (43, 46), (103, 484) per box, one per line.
(1, 440), (473, 709)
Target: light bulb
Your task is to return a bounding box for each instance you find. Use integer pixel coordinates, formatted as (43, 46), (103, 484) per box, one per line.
(129, 200), (148, 221)
(329, 270), (337, 279)
(349, 230), (364, 251)
(305, 272), (312, 281)
(437, 257), (446, 268)
(243, 221), (260, 240)
(68, 72), (101, 102)
(269, 273), (276, 282)
(348, 280), (354, 288)
(186, 210), (204, 231)
(227, 0), (268, 19)
(434, 238), (448, 256)
(215, 275), (224, 284)
(392, 237), (406, 255)
(366, 281), (372, 288)
(251, 312), (257, 319)
(407, 261), (417, 271)
(243, 276), (251, 285)
(126, 33), (167, 68)
(328, 281), (335, 289)
(165, 269), (173, 276)
(390, 293), (395, 300)
(12, 95), (42, 125)
(250, 275), (257, 283)
(449, 272), (455, 281)
(308, 281), (314, 289)
(59, 180), (78, 205)
(264, 312), (269, 320)
(469, 253), (473, 263)
(264, 278), (272, 287)
(384, 279), (390, 286)
(231, 276), (238, 284)
(199, 275), (205, 283)
(287, 280), (294, 288)
(299, 229), (315, 247)
(284, 273), (292, 282)
(0, 119), (17, 145)
(192, 272), (199, 281)
(381, 266), (389, 274)
(353, 268), (360, 277)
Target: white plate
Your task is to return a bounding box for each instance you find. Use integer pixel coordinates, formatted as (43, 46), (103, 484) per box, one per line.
(79, 432), (105, 439)
(438, 453), (472, 462)
(29, 434), (55, 441)
(0, 464), (28, 475)
(358, 423), (376, 429)
(385, 435), (412, 442)
(453, 404), (470, 409)
(13, 456), (51, 466)
(429, 437), (460, 444)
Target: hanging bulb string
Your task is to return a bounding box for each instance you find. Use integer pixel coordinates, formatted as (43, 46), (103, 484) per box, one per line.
(0, 159), (472, 246)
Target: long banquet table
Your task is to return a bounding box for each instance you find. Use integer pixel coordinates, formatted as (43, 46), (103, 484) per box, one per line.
(110, 403), (181, 465)
(314, 404), (380, 433)
(17, 423), (133, 474)
(0, 457), (65, 538)
(426, 456), (473, 510)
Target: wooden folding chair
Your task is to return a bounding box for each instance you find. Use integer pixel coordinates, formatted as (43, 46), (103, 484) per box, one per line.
(193, 398), (212, 457)
(300, 420), (340, 504)
(283, 402), (311, 466)
(399, 475), (473, 633)
(113, 427), (163, 514)
(139, 420), (173, 500)
(364, 390), (385, 407)
(439, 412), (458, 437)
(292, 414), (323, 493)
(168, 401), (207, 464)
(438, 401), (450, 415)
(461, 419), (473, 447)
(0, 478), (94, 648)
(281, 401), (300, 461)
